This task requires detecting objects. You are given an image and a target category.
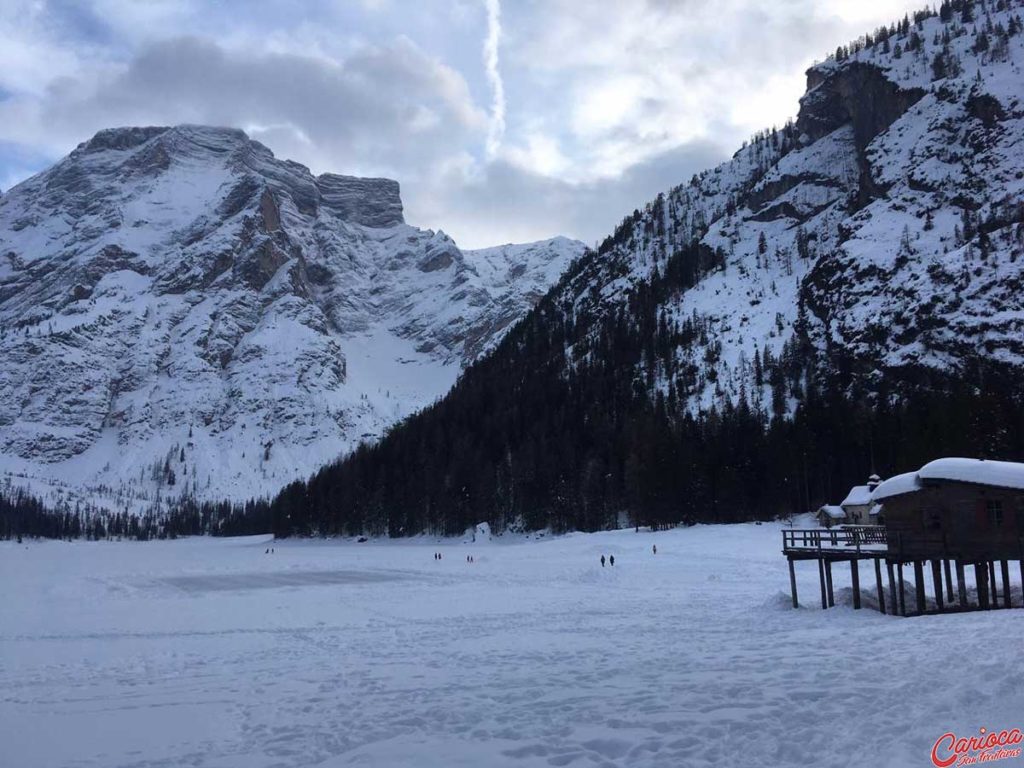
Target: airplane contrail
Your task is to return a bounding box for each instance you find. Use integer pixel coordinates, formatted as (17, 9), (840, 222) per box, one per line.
(483, 0), (505, 159)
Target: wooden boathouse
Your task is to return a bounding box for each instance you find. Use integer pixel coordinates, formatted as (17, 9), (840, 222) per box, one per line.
(783, 458), (1024, 616)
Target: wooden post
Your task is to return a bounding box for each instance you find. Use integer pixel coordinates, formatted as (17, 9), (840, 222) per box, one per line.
(914, 561), (926, 614)
(955, 560), (967, 608)
(825, 560), (835, 608)
(989, 561), (998, 607)
(1000, 561), (1011, 609)
(897, 563), (906, 616)
(851, 559), (861, 609)
(931, 560), (944, 612)
(886, 561), (897, 616)
(874, 558), (886, 615)
(818, 558), (828, 610)
(976, 563), (989, 609)
(944, 559), (954, 604)
(788, 557), (799, 609)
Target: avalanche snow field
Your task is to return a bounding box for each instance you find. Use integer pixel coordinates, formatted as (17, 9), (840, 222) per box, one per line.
(2, 524), (1022, 768)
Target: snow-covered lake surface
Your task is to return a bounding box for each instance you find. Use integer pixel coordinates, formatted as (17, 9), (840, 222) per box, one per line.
(2, 523), (1022, 767)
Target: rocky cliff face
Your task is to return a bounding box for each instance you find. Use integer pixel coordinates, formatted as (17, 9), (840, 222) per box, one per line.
(0, 125), (585, 506)
(316, 174), (404, 228)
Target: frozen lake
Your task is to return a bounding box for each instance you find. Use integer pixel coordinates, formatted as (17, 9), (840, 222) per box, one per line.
(2, 523), (1022, 767)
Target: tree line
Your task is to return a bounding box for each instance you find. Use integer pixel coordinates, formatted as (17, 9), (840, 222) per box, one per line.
(0, 488), (271, 541)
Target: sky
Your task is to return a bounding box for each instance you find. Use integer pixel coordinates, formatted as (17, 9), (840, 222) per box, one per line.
(0, 0), (926, 249)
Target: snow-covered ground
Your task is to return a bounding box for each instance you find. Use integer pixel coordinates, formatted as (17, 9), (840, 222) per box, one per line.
(2, 523), (1022, 767)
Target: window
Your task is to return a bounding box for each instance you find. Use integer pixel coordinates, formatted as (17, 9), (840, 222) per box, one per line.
(987, 499), (1004, 528)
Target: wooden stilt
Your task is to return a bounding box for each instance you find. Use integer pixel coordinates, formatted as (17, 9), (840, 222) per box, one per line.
(788, 557), (798, 609)
(976, 562), (989, 609)
(874, 558), (886, 615)
(898, 563), (906, 616)
(818, 558), (827, 610)
(1000, 561), (1011, 609)
(944, 559), (954, 604)
(887, 561), (897, 616)
(989, 561), (998, 607)
(914, 561), (926, 614)
(851, 559), (861, 610)
(931, 560), (944, 612)
(956, 560), (967, 608)
(825, 560), (835, 608)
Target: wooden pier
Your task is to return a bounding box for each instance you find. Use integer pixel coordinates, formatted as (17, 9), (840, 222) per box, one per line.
(782, 526), (1024, 616)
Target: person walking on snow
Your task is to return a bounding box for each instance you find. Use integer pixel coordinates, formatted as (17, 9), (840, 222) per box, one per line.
(609, 555), (615, 566)
(652, 544), (657, 555)
(600, 555), (606, 567)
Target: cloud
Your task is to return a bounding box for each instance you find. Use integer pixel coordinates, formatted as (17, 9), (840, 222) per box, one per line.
(0, 35), (487, 185)
(0, 0), (931, 249)
(418, 139), (725, 248)
(497, 0), (924, 182)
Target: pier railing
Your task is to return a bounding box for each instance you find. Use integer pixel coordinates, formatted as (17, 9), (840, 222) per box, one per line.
(782, 526), (888, 555)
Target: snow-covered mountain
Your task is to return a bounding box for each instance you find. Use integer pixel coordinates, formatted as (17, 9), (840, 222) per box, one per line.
(0, 125), (585, 506)
(574, 0), (1024, 412)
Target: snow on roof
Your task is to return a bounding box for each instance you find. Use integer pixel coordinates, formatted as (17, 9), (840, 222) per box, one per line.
(840, 485), (873, 507)
(817, 505), (846, 519)
(918, 458), (1024, 491)
(871, 471), (921, 501)
(869, 503), (883, 517)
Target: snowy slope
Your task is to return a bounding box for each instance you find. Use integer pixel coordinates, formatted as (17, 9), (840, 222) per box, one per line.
(0, 126), (585, 506)
(559, 0), (1024, 414)
(2, 524), (1020, 767)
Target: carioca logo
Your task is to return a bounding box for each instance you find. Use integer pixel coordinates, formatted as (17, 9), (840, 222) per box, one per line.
(931, 727), (1023, 767)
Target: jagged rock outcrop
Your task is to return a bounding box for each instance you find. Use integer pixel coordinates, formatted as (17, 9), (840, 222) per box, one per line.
(317, 174), (404, 228)
(798, 62), (927, 149)
(0, 125), (585, 505)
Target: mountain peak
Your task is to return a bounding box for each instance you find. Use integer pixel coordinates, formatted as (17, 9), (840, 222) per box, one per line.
(0, 123), (584, 507)
(75, 124), (257, 155)
(15, 123), (406, 230)
(77, 125), (173, 153)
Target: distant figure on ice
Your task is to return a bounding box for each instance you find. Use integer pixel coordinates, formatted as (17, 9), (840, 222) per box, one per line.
(609, 555), (615, 566)
(600, 555), (606, 567)
(265, 548), (269, 554)
(652, 544), (657, 555)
